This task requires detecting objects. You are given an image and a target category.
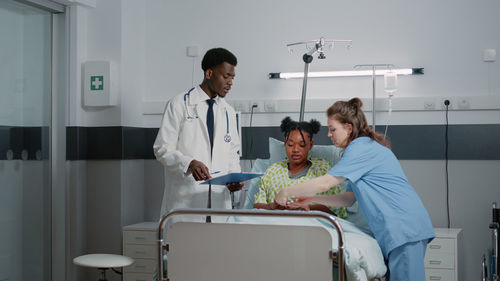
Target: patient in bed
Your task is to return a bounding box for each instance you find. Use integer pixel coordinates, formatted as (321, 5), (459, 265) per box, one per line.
(253, 117), (346, 218)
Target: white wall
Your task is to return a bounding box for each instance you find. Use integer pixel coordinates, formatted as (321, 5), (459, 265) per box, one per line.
(68, 0), (149, 127)
(138, 0), (500, 128)
(120, 0), (146, 127)
(141, 0), (500, 102)
(68, 0), (122, 126)
(70, 0), (500, 127)
(402, 160), (500, 280)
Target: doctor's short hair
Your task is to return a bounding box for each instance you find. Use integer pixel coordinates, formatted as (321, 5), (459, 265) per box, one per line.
(280, 116), (321, 142)
(201, 48), (238, 71)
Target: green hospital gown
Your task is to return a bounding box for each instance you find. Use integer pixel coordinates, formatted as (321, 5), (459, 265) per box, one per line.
(254, 157), (347, 218)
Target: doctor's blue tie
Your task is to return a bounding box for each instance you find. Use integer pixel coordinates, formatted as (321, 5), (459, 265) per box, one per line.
(206, 98), (215, 223)
(206, 99), (215, 154)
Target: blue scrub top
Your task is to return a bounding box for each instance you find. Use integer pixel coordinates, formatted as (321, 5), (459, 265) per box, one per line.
(328, 137), (435, 258)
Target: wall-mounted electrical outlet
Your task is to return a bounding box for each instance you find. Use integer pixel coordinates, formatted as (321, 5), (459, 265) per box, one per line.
(441, 98), (452, 110)
(423, 100), (435, 110)
(457, 98), (470, 109)
(264, 101), (276, 112)
(232, 101), (250, 112)
(250, 102), (260, 112)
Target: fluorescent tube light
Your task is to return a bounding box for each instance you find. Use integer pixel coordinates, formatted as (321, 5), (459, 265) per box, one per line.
(269, 68), (423, 79)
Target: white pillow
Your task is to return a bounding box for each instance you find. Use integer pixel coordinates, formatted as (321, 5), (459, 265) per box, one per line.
(268, 137), (344, 167)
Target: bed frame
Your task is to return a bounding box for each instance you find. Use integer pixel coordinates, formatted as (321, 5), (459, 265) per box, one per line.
(157, 208), (346, 281)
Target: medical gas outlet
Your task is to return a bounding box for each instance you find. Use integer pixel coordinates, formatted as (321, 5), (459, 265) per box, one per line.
(83, 61), (118, 107)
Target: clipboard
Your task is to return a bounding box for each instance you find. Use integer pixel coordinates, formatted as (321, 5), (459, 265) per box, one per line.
(200, 172), (263, 185)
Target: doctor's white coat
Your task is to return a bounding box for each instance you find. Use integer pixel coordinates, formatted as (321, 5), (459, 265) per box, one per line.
(153, 86), (241, 218)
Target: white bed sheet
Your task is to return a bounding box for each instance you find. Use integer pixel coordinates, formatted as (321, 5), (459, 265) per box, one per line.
(227, 212), (386, 281)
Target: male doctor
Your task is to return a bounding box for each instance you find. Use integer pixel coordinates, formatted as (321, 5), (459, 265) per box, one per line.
(153, 48), (243, 218)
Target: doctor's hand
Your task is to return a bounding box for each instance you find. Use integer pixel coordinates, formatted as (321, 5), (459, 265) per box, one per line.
(188, 160), (210, 181)
(226, 182), (244, 192)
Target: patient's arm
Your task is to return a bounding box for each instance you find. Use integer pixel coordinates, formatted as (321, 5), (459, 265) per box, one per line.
(254, 202), (284, 210)
(308, 204), (335, 215)
(254, 201), (333, 214)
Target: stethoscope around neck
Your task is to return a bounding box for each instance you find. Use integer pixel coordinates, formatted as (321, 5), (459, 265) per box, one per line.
(183, 87), (231, 143)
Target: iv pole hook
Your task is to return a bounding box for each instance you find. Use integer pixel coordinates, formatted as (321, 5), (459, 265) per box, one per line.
(287, 37), (351, 121)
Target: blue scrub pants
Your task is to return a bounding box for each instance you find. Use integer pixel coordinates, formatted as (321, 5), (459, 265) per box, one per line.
(386, 240), (428, 281)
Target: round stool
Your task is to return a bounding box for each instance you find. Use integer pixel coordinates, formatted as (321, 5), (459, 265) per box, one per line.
(73, 254), (134, 281)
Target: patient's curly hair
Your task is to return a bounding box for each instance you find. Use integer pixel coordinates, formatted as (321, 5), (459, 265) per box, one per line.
(280, 117), (321, 142)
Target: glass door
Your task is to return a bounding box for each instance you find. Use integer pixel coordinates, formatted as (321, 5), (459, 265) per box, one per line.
(0, 1), (52, 280)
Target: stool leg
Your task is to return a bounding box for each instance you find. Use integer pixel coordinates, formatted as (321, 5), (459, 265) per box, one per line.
(98, 268), (108, 281)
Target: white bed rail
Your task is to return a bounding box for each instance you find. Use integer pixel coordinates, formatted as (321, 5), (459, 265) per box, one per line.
(157, 208), (346, 281)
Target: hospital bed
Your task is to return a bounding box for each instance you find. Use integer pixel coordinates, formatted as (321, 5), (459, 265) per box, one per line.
(156, 208), (386, 281)
(155, 138), (386, 281)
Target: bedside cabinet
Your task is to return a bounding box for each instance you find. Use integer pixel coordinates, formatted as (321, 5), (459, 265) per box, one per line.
(123, 222), (158, 281)
(425, 228), (462, 281)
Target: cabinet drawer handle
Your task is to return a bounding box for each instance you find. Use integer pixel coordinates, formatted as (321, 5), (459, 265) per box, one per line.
(134, 237), (146, 240)
(135, 250), (147, 254)
(134, 265), (146, 269)
(429, 276), (442, 280)
(429, 245), (441, 249)
(429, 260), (442, 265)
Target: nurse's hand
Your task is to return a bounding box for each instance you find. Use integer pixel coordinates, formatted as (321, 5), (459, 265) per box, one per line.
(226, 182), (244, 192)
(273, 188), (288, 207)
(188, 160), (210, 181)
(287, 196), (313, 211)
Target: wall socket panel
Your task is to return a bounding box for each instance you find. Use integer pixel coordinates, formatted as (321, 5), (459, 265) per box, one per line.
(264, 101), (277, 112)
(440, 98), (453, 110)
(423, 99), (436, 110)
(456, 98), (471, 109)
(232, 101), (250, 112)
(217, 96), (500, 115)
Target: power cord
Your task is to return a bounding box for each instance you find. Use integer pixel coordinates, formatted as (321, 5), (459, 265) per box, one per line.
(444, 99), (450, 228)
(249, 104), (257, 128)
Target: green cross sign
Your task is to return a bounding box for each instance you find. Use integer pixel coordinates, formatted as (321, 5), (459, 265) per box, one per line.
(90, 76), (104, 91)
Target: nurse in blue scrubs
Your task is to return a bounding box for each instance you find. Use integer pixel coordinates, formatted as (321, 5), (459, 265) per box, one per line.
(274, 98), (435, 281)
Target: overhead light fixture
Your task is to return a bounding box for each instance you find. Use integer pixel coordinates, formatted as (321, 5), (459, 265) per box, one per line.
(269, 68), (424, 79)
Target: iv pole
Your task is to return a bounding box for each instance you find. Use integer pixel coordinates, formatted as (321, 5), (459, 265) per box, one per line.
(299, 46), (316, 122)
(287, 38), (352, 121)
(353, 64), (394, 131)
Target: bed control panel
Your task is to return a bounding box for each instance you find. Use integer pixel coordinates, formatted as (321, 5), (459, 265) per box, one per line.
(425, 228), (462, 281)
(123, 222), (158, 281)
